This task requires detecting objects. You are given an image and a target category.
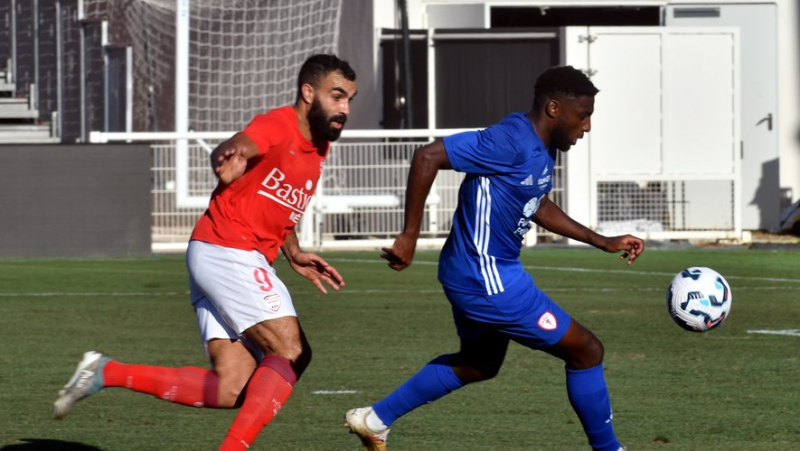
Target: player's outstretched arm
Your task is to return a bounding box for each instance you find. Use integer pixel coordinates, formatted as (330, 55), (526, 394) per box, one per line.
(532, 196), (645, 265)
(281, 231), (344, 294)
(210, 132), (259, 185)
(381, 140), (452, 271)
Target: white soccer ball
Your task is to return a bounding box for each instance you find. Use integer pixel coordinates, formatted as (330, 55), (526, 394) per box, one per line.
(666, 267), (732, 332)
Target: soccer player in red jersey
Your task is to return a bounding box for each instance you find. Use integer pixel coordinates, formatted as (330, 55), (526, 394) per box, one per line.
(54, 54), (358, 450)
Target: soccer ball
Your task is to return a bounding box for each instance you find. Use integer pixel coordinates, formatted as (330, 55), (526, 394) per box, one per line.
(666, 267), (732, 332)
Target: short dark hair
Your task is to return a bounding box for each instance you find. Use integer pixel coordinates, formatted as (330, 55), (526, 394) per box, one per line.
(531, 66), (599, 111)
(296, 54), (356, 99)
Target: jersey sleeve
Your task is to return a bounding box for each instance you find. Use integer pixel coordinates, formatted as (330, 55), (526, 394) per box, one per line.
(241, 113), (293, 155)
(443, 122), (522, 175)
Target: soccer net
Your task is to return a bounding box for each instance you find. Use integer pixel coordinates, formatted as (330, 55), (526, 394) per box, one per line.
(83, 0), (342, 132)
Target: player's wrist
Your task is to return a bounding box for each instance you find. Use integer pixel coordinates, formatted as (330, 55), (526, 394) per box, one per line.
(281, 246), (302, 263)
(401, 226), (421, 238)
(587, 232), (609, 250)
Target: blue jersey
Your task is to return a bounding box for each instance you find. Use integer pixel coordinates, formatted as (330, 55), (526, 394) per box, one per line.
(438, 112), (556, 296)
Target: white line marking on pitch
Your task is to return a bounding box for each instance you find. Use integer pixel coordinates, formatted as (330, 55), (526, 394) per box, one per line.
(312, 390), (360, 395)
(746, 329), (800, 337)
(328, 258), (800, 284)
(2, 285), (797, 298)
(338, 286), (799, 294)
(0, 292), (180, 297)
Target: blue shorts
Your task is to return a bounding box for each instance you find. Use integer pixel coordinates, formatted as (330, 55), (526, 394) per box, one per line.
(443, 284), (572, 349)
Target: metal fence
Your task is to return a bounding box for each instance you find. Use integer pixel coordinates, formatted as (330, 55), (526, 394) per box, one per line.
(93, 129), (743, 248)
(144, 135), (565, 251)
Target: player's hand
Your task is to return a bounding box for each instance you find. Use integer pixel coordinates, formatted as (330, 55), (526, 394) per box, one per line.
(381, 233), (417, 271)
(602, 234), (645, 266)
(287, 252), (344, 294)
(214, 148), (248, 185)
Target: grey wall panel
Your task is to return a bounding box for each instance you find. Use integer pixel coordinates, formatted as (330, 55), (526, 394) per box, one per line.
(59, 0), (81, 142)
(435, 37), (558, 128)
(0, 144), (151, 257)
(380, 35), (428, 129)
(337, 0), (379, 129)
(83, 20), (104, 136)
(14, 0), (35, 95)
(105, 45), (127, 132)
(37, 0), (58, 120)
(0, 0), (12, 73)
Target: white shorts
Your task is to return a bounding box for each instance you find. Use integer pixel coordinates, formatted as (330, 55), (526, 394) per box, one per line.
(187, 240), (296, 354)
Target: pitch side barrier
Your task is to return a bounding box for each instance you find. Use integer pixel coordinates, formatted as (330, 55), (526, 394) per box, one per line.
(90, 128), (744, 252)
(89, 129), (494, 253)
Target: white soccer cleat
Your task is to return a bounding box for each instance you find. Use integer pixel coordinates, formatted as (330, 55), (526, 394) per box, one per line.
(53, 351), (110, 419)
(344, 407), (389, 451)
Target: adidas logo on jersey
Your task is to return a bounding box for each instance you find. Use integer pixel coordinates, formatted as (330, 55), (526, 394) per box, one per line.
(521, 175), (534, 186)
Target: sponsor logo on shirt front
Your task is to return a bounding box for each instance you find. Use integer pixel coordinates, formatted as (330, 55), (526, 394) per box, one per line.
(257, 167), (314, 217)
(538, 165), (551, 188)
(514, 195), (543, 238)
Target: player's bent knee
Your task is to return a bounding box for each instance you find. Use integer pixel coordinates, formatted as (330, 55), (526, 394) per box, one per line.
(269, 340), (312, 378)
(286, 347), (312, 376)
(294, 345), (312, 375)
(245, 318), (306, 356)
(451, 365), (490, 384)
(277, 339), (309, 363)
(593, 335), (605, 358)
(472, 359), (503, 380)
(450, 355), (502, 383)
(214, 368), (252, 408)
(568, 334), (604, 369)
(583, 336), (605, 366)
(477, 366), (501, 381)
(549, 322), (606, 369)
(217, 383), (246, 408)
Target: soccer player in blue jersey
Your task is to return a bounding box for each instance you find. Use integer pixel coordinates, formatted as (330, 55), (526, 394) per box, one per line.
(344, 66), (644, 451)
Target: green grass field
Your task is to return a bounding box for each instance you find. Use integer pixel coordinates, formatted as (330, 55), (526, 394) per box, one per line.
(1, 246), (798, 450)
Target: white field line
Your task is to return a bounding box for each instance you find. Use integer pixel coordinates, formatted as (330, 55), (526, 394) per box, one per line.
(341, 286), (799, 293)
(746, 329), (800, 337)
(2, 257), (797, 297)
(312, 390), (361, 395)
(0, 292), (181, 297)
(0, 263), (185, 276)
(329, 258), (800, 284)
(2, 285), (797, 298)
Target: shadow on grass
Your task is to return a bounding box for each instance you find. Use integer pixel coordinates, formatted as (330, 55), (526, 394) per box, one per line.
(1, 439), (102, 450)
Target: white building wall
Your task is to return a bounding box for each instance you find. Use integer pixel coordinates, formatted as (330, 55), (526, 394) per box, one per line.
(775, 0), (800, 206)
(374, 0), (398, 29)
(382, 0), (799, 208)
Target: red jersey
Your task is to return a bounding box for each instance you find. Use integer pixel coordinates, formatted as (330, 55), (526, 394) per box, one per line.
(190, 106), (329, 263)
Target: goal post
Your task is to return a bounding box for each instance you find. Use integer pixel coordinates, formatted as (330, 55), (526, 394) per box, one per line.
(84, 0), (344, 209)
(82, 0), (343, 132)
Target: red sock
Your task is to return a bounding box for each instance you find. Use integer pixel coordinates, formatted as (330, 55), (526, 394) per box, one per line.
(218, 355), (297, 451)
(103, 361), (219, 408)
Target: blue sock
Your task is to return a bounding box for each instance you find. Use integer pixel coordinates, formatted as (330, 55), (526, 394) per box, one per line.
(566, 364), (622, 451)
(373, 354), (464, 426)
